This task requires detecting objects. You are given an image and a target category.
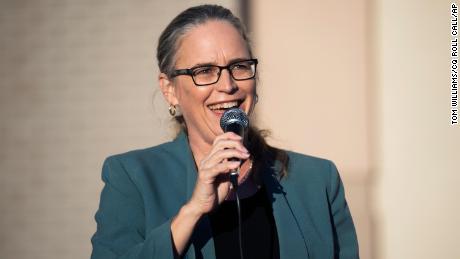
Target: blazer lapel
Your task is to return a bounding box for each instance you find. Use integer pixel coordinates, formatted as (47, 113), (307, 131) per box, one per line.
(173, 132), (216, 259)
(262, 161), (310, 259)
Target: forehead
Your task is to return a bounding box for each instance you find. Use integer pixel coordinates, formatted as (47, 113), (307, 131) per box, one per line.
(175, 20), (250, 67)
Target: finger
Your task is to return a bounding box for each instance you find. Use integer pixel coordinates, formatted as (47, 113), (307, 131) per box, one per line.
(209, 139), (249, 156)
(204, 149), (249, 168)
(199, 133), (247, 170)
(200, 151), (244, 173)
(199, 161), (241, 182)
(209, 160), (240, 175)
(212, 132), (242, 146)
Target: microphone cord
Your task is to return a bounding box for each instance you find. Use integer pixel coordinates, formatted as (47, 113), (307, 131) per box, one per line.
(230, 171), (244, 259)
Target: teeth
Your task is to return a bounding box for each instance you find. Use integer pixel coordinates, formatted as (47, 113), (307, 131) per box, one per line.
(208, 101), (239, 110)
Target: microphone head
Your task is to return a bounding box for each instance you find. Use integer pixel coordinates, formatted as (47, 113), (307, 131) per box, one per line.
(220, 107), (249, 134)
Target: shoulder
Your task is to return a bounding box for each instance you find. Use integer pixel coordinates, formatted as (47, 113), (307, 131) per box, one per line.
(286, 150), (334, 173)
(105, 139), (180, 169)
(281, 150), (340, 188)
(100, 135), (189, 185)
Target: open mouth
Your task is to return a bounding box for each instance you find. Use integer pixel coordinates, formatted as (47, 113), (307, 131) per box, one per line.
(208, 100), (243, 113)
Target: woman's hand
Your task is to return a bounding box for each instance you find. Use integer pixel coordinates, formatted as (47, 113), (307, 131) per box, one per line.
(188, 132), (250, 216)
(171, 132), (249, 256)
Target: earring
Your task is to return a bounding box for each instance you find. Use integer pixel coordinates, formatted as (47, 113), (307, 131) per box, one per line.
(255, 94), (259, 103)
(168, 105), (176, 116)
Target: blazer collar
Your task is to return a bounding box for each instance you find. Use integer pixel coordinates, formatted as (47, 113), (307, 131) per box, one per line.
(170, 131), (309, 259)
(261, 159), (310, 259)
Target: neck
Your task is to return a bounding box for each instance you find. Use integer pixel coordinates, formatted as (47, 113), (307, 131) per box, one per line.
(187, 130), (214, 167)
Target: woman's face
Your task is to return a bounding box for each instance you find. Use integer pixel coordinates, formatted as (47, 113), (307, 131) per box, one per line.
(161, 20), (256, 146)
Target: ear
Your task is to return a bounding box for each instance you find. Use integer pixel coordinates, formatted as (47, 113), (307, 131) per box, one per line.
(159, 73), (178, 106)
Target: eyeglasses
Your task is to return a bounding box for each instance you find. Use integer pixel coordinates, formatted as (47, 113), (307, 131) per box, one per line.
(170, 59), (258, 86)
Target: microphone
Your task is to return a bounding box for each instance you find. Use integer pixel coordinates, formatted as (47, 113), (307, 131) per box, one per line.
(220, 107), (248, 259)
(219, 107), (249, 137)
(220, 108), (249, 185)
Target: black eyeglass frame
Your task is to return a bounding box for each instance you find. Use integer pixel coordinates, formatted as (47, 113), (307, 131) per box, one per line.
(170, 58), (258, 86)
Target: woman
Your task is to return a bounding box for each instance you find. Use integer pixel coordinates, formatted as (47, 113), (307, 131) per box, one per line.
(91, 4), (359, 259)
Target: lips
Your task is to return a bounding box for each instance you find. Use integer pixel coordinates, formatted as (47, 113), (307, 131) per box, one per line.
(207, 98), (246, 114)
(208, 101), (240, 111)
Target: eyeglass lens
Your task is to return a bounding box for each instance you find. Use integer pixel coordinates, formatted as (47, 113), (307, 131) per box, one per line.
(192, 60), (256, 85)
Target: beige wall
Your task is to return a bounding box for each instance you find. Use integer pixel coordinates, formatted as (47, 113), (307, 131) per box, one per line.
(253, 0), (460, 258)
(252, 0), (373, 258)
(0, 1), (237, 259)
(373, 0), (460, 258)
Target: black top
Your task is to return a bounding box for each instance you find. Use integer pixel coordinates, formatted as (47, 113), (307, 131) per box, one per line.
(209, 186), (280, 259)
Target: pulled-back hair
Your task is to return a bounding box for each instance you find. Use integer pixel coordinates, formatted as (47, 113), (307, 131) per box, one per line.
(156, 4), (288, 178)
(157, 4), (253, 77)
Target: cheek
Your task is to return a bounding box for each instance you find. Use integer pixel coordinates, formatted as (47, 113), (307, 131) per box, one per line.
(175, 81), (210, 110)
(242, 81), (257, 96)
(174, 79), (193, 103)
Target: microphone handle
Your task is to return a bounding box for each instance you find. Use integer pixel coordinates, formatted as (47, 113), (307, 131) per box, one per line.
(224, 123), (245, 138)
(228, 157), (240, 177)
(224, 123), (245, 177)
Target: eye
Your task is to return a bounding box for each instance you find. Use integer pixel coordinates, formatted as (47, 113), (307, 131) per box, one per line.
(192, 66), (215, 76)
(231, 62), (252, 71)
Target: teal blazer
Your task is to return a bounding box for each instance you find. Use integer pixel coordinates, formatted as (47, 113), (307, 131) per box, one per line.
(91, 132), (359, 259)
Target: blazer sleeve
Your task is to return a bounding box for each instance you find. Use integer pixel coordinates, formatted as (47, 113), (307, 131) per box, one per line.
(91, 156), (175, 259)
(327, 161), (360, 259)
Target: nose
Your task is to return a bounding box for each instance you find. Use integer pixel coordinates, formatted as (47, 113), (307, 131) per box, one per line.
(215, 68), (238, 94)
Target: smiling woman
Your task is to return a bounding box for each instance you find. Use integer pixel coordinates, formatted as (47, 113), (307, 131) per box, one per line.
(91, 4), (359, 259)
(158, 19), (258, 151)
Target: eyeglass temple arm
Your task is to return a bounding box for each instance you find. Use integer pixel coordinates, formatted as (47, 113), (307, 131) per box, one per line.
(170, 69), (192, 77)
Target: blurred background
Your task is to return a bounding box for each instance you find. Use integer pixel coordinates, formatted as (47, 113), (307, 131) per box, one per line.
(0, 0), (458, 258)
